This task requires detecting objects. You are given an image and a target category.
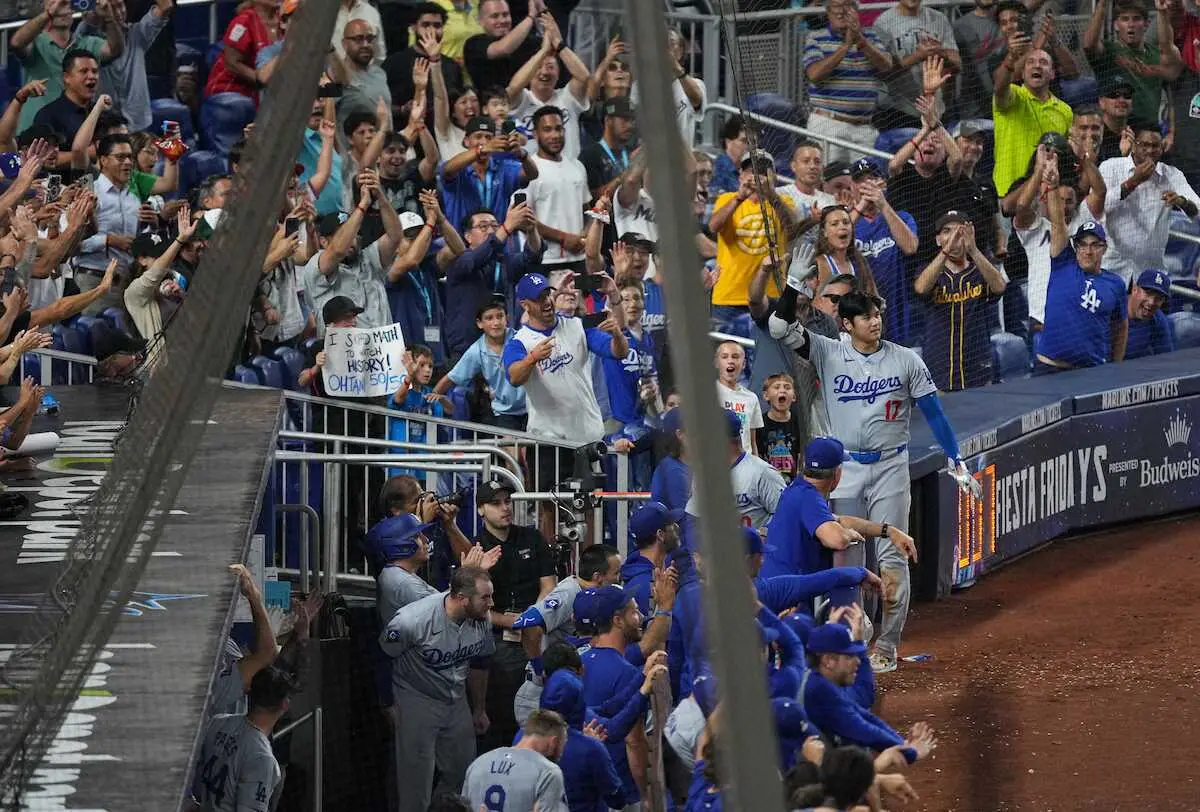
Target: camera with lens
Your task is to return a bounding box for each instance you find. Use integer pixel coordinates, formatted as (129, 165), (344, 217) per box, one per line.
(436, 487), (469, 508)
(572, 441), (607, 492)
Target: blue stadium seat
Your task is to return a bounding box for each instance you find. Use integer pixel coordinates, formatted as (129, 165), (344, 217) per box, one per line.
(88, 319), (113, 353)
(200, 92), (256, 155)
(100, 307), (130, 335)
(447, 385), (470, 421)
(150, 97), (196, 145)
(233, 364), (260, 385)
(302, 336), (321, 354)
(179, 149), (229, 196)
(74, 315), (98, 355)
(249, 355), (284, 388)
(991, 332), (1030, 382)
(875, 128), (920, 156)
(744, 93), (802, 175)
(273, 347), (305, 390)
(205, 42), (224, 71)
(21, 352), (40, 384)
(1058, 77), (1099, 108)
(1164, 211), (1200, 282)
(1169, 311), (1200, 348)
(53, 323), (89, 383)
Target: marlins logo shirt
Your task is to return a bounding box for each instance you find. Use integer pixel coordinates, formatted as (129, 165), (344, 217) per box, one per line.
(807, 332), (937, 452)
(380, 590), (496, 704)
(921, 262), (999, 391)
(191, 714), (281, 812)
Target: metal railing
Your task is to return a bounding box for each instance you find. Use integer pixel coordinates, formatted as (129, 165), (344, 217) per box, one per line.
(270, 706), (324, 812)
(24, 346), (98, 385)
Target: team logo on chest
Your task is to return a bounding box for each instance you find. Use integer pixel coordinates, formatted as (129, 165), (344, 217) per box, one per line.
(832, 374), (903, 404)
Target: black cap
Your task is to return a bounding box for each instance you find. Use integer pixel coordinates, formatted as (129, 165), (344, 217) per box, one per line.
(316, 211), (349, 237)
(321, 295), (363, 325)
(465, 115), (495, 135)
(618, 231), (656, 252)
(934, 210), (970, 231)
(1100, 73), (1134, 97)
(476, 479), (516, 505)
(131, 231), (171, 259)
(93, 329), (146, 362)
(740, 148), (775, 171)
(822, 161), (851, 182)
(849, 157), (883, 179)
(603, 97), (636, 119)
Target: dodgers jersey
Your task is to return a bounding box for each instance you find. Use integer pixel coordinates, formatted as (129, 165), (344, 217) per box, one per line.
(530, 575), (583, 652)
(191, 713), (281, 812)
(377, 564), (436, 625)
(807, 331), (937, 452)
(1038, 246), (1127, 367)
(380, 590), (497, 704)
(503, 315), (616, 443)
(210, 636), (247, 716)
(462, 746), (569, 812)
(687, 452), (786, 529)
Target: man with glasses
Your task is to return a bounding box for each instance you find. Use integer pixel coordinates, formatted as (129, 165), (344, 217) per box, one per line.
(802, 0), (891, 164)
(334, 18), (392, 128)
(1099, 121), (1199, 283)
(1084, 0), (1181, 128)
(74, 132), (139, 314)
(1097, 74), (1134, 162)
(333, 0), (385, 65)
(442, 203), (543, 359)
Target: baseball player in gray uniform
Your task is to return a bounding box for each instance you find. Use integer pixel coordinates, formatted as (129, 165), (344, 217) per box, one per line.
(685, 409), (786, 529)
(510, 544), (624, 725)
(769, 285), (980, 673)
(189, 665), (291, 811)
(210, 566), (282, 717)
(380, 565), (497, 812)
(462, 708), (571, 812)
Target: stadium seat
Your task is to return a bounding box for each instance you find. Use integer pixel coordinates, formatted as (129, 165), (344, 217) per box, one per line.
(1169, 311), (1200, 348)
(273, 347), (305, 390)
(87, 319), (113, 354)
(21, 352), (40, 384)
(991, 332), (1030, 382)
(200, 92), (256, 155)
(1164, 210), (1200, 282)
(150, 97), (196, 145)
(53, 323), (90, 384)
(302, 336), (321, 354)
(1058, 76), (1099, 108)
(249, 355), (284, 389)
(744, 93), (802, 175)
(179, 149), (229, 196)
(100, 306), (130, 335)
(74, 315), (98, 355)
(875, 128), (919, 156)
(447, 385), (470, 421)
(233, 364), (261, 385)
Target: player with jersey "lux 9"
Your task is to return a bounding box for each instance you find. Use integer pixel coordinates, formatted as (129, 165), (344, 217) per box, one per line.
(767, 258), (980, 674)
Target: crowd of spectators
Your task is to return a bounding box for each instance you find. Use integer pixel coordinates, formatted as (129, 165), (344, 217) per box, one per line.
(0, 0), (1192, 808)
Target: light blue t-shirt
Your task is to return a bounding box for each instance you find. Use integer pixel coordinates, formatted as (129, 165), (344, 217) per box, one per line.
(448, 329), (527, 416)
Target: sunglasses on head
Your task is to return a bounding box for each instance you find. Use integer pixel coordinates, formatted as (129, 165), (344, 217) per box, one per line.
(821, 204), (852, 217)
(1105, 89), (1133, 100)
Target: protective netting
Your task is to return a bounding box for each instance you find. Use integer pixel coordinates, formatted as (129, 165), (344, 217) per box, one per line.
(0, 1), (339, 801)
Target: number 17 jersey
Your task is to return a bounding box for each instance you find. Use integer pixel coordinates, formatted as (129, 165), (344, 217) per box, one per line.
(807, 332), (937, 452)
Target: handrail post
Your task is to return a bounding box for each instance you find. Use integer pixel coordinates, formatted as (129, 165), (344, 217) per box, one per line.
(322, 441), (341, 594)
(314, 705), (324, 812)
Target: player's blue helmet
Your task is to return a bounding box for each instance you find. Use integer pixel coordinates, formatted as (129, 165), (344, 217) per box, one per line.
(366, 513), (433, 563)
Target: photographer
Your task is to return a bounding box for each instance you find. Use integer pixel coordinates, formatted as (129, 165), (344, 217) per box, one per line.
(378, 474), (473, 590)
(474, 478), (558, 751)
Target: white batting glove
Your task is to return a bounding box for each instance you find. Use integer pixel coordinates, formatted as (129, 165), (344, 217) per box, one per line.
(787, 242), (816, 290)
(947, 457), (982, 500)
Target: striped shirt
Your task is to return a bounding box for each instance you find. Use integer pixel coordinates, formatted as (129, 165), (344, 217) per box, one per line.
(803, 26), (884, 121)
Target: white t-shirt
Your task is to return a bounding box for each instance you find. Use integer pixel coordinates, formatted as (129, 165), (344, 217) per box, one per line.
(504, 315), (610, 443)
(776, 184), (835, 220)
(512, 87), (590, 161)
(614, 187), (659, 278)
(1017, 204), (1098, 325)
(436, 122), (466, 163)
(717, 380), (764, 453)
(526, 154), (590, 264)
(631, 77), (707, 145)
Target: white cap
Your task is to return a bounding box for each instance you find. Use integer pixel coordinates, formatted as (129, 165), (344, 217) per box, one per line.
(398, 211), (425, 232)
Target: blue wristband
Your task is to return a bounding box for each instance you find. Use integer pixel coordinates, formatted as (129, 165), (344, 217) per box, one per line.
(530, 656), (543, 677)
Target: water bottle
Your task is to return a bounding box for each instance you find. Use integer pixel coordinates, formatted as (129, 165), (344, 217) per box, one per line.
(39, 393), (59, 416)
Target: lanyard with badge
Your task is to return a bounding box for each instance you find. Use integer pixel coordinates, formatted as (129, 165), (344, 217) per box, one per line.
(599, 141), (629, 174)
(410, 269), (441, 344)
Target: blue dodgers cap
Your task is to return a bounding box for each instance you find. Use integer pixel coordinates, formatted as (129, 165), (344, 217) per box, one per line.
(572, 585), (634, 632)
(630, 501), (685, 540)
(724, 409), (743, 440)
(757, 620), (780, 647)
(782, 612), (816, 646)
(1073, 221), (1107, 244)
(516, 272), (553, 302)
(849, 156), (883, 179)
(743, 526), (775, 556)
(806, 622), (867, 656)
(662, 406), (684, 435)
(804, 436), (845, 471)
(1137, 268), (1170, 297)
(366, 513), (433, 562)
(0, 152), (20, 180)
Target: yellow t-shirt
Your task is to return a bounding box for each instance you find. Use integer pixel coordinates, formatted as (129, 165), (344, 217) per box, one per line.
(435, 0), (484, 63)
(711, 193), (795, 307)
(992, 83), (1072, 197)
